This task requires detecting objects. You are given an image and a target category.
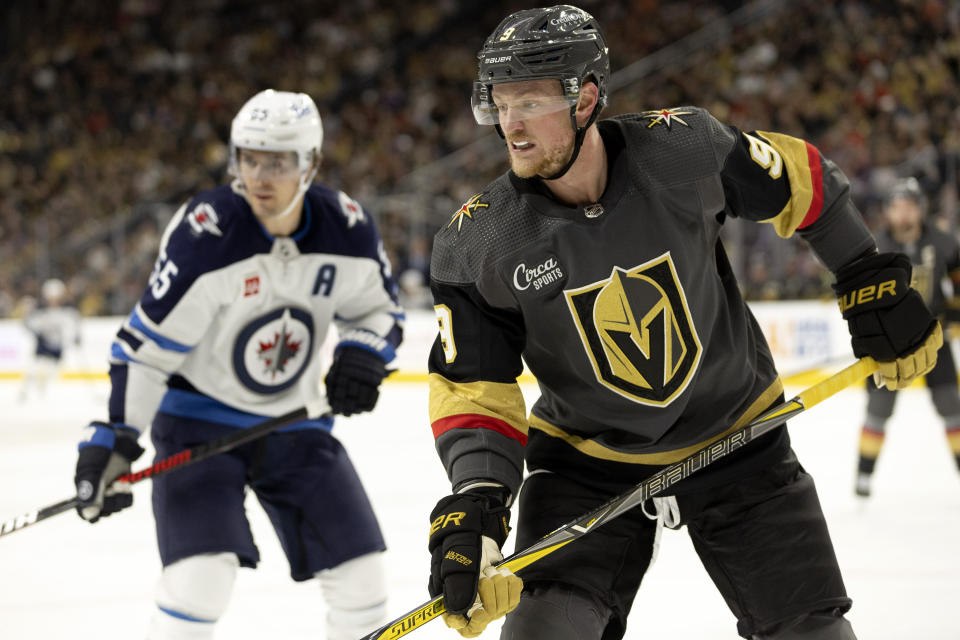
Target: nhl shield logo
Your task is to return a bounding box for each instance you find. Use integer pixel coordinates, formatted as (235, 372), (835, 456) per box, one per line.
(565, 252), (701, 406)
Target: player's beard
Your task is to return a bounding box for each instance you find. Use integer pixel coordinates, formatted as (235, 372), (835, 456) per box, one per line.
(890, 221), (921, 244)
(508, 138), (573, 179)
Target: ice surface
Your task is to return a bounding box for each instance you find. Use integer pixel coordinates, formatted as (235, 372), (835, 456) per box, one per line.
(0, 377), (957, 639)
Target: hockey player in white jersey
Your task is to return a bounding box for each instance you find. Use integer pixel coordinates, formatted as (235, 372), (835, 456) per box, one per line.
(19, 278), (80, 402)
(71, 89), (403, 640)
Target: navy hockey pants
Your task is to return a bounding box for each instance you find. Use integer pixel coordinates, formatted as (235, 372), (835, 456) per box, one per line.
(151, 412), (385, 581)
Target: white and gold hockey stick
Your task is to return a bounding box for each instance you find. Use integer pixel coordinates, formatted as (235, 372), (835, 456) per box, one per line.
(360, 356), (878, 640)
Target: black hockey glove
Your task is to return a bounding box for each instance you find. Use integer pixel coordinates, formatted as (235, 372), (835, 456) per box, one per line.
(324, 345), (389, 416)
(74, 421), (145, 523)
(833, 252), (942, 390)
(428, 488), (522, 637)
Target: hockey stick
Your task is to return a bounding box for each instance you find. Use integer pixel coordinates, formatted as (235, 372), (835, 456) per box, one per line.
(360, 356), (878, 640)
(0, 399), (330, 538)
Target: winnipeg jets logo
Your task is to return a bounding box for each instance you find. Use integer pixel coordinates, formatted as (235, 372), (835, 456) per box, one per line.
(449, 194), (489, 232)
(256, 323), (303, 379)
(187, 203), (223, 236)
(234, 307), (314, 394)
(641, 109), (693, 130)
(338, 191), (366, 228)
(289, 99), (314, 119)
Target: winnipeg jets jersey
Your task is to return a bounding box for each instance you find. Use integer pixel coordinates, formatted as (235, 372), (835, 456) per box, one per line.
(428, 108), (877, 496)
(108, 183), (403, 434)
(25, 305), (80, 359)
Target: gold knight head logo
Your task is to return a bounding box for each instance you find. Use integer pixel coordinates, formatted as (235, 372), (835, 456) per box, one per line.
(565, 253), (701, 406)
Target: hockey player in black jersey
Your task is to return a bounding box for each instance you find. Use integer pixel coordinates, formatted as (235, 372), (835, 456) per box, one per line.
(424, 6), (942, 640)
(854, 177), (960, 497)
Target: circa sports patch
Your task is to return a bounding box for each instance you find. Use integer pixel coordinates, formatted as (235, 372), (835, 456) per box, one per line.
(510, 254), (566, 296)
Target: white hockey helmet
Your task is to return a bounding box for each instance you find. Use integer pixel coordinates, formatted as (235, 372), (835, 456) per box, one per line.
(228, 89), (323, 178)
(41, 278), (66, 302)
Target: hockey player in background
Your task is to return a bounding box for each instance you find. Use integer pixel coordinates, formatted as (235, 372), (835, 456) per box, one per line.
(71, 89), (403, 640)
(854, 177), (960, 497)
(424, 6), (941, 640)
(18, 278), (80, 402)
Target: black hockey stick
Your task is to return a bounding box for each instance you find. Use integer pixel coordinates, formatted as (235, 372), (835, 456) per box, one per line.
(0, 400), (331, 538)
(359, 356), (878, 640)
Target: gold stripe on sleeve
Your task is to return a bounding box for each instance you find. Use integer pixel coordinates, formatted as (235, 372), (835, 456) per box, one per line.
(428, 373), (529, 436)
(756, 130), (816, 238)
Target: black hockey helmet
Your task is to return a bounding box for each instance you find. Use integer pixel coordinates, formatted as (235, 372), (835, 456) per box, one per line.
(472, 5), (609, 126)
(887, 177), (928, 212)
(472, 5), (609, 180)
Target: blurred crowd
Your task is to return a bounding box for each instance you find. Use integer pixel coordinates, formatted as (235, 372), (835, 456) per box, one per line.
(1, 0), (958, 316)
(614, 0), (960, 300)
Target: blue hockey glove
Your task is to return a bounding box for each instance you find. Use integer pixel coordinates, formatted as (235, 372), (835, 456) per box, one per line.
(324, 333), (393, 416)
(74, 421), (145, 523)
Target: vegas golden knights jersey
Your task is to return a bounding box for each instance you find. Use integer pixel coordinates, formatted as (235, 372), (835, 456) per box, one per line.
(428, 107), (877, 495)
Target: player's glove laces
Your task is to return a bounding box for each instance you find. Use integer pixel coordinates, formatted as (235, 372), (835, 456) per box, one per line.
(324, 345), (389, 416)
(428, 489), (522, 638)
(74, 421), (145, 523)
(833, 252), (942, 390)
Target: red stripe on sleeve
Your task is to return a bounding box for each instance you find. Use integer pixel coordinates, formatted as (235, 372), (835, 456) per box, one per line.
(797, 142), (824, 229)
(431, 413), (528, 446)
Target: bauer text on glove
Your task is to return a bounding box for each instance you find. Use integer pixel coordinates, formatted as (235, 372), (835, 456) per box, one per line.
(428, 490), (522, 637)
(833, 252), (941, 390)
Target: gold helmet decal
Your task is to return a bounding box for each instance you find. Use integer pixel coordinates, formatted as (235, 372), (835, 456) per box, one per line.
(565, 253), (701, 406)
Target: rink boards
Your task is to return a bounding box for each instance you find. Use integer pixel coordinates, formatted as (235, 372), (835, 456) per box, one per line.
(0, 301), (854, 384)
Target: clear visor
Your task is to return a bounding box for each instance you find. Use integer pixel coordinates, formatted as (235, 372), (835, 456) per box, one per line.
(471, 82), (577, 125)
(233, 149), (304, 182)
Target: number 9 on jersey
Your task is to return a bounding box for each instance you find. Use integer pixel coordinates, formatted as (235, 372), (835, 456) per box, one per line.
(434, 304), (457, 363)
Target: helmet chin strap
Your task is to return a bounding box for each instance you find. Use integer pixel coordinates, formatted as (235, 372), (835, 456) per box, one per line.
(541, 103), (601, 181)
(273, 167), (318, 223)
